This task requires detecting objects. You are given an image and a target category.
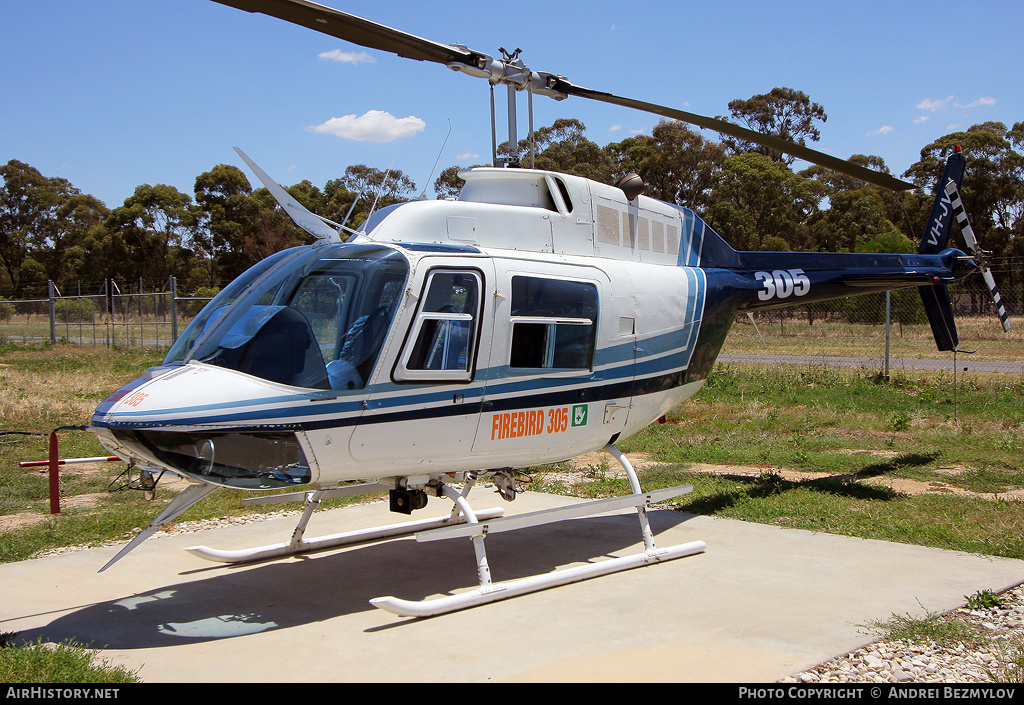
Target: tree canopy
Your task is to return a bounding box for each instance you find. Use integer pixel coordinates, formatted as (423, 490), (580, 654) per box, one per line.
(2, 87), (1020, 302)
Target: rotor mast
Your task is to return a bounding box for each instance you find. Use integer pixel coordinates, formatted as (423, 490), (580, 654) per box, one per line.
(446, 44), (568, 168)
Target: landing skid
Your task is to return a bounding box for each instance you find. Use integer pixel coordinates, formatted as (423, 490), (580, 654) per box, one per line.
(185, 481), (505, 564)
(184, 445), (705, 617)
(374, 444), (705, 617)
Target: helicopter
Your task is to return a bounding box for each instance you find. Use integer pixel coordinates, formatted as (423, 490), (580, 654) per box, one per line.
(87, 0), (1009, 618)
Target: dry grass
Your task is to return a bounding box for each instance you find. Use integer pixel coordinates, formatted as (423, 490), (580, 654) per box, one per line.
(725, 314), (1023, 362)
(0, 346), (161, 429)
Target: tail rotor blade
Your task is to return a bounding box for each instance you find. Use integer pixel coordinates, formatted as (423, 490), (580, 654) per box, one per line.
(944, 180), (1012, 332)
(981, 267), (1012, 332)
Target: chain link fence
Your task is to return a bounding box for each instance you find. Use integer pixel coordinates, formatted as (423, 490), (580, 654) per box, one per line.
(721, 283), (1024, 376)
(1, 278), (1021, 376)
(0, 278), (214, 348)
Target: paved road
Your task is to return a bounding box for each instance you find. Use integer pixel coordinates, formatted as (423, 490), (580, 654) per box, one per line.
(719, 353), (1024, 374)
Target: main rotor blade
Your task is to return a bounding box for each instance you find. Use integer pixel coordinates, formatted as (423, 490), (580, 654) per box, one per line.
(551, 79), (916, 192)
(212, 0), (474, 65)
(212, 0), (916, 192)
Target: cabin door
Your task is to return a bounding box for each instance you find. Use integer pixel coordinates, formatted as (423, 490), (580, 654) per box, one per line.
(349, 259), (495, 469)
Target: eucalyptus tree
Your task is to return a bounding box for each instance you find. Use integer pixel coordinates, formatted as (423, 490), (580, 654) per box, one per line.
(193, 164), (259, 283)
(0, 160), (79, 294)
(249, 183), (316, 261)
(801, 155), (910, 253)
(719, 87), (828, 165)
(706, 152), (825, 251)
(433, 165), (466, 201)
(605, 119), (725, 213)
(105, 183), (196, 282)
(335, 164), (416, 229)
(51, 192), (109, 284)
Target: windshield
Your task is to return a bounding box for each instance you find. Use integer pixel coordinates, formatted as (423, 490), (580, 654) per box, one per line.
(166, 243), (408, 390)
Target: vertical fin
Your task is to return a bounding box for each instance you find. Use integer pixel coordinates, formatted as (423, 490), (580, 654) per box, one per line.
(917, 149), (967, 350)
(918, 149), (966, 255)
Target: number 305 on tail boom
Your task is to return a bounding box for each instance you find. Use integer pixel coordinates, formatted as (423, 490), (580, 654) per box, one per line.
(87, 0), (1007, 617)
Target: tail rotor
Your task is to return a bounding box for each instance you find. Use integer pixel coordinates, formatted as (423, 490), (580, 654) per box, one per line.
(943, 178), (1012, 333)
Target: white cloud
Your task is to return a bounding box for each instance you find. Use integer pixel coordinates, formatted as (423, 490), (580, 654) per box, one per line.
(917, 95), (954, 112)
(868, 125), (894, 136)
(318, 49), (375, 64)
(306, 110), (426, 143)
(609, 124), (623, 132)
(913, 115), (929, 125)
(960, 96), (997, 108)
(455, 152), (481, 161)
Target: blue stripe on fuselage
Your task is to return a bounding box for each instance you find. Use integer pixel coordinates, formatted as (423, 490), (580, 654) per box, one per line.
(96, 265), (708, 430)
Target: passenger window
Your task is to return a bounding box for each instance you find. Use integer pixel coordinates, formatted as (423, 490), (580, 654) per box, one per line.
(509, 276), (598, 370)
(397, 270), (481, 381)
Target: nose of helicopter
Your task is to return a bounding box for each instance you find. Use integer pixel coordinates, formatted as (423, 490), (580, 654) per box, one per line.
(90, 363), (314, 490)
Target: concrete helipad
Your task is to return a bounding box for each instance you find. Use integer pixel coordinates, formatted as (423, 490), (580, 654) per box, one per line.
(2, 491), (1023, 682)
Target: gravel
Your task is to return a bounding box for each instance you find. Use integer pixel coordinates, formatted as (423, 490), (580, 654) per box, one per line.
(782, 584), (1024, 684)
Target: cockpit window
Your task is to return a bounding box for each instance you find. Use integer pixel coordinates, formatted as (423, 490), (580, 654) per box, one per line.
(166, 244), (408, 391)
(164, 247), (305, 365)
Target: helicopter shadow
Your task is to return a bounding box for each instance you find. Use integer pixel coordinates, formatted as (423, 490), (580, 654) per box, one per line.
(20, 508), (699, 649)
(679, 465), (905, 515)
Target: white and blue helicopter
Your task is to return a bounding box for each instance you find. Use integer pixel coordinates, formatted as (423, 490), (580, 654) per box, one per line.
(88, 0), (1010, 617)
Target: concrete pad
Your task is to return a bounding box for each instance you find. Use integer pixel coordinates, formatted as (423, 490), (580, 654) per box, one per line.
(2, 491), (1022, 682)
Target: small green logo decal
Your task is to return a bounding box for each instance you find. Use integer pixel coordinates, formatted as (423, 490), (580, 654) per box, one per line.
(571, 404), (588, 427)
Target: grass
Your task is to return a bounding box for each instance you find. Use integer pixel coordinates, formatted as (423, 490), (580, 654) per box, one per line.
(3, 342), (1023, 549)
(6, 342), (1020, 559)
(864, 608), (991, 650)
(0, 633), (140, 683)
(725, 312), (1024, 363)
(857, 590), (1024, 683)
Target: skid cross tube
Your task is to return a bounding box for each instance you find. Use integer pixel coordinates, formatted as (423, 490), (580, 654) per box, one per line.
(369, 445), (706, 617)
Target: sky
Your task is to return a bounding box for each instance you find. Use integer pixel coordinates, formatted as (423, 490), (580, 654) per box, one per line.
(2, 0), (1022, 209)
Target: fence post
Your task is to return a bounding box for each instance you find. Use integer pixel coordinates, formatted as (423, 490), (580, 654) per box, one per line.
(884, 291), (891, 380)
(47, 280), (56, 344)
(170, 276), (178, 342)
(105, 278), (112, 348)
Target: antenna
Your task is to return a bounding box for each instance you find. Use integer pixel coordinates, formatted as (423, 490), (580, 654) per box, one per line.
(419, 119), (453, 199)
(339, 186), (366, 234)
(366, 157), (397, 222)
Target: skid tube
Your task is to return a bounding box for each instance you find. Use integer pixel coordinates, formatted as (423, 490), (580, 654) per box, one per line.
(185, 479), (504, 564)
(369, 444), (706, 618)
